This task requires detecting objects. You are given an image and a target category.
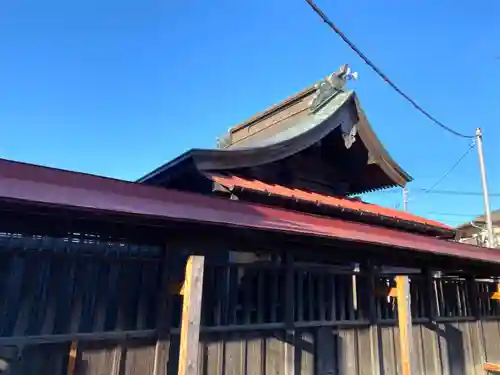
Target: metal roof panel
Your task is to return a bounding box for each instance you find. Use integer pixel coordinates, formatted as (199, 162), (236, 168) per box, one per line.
(0, 158), (495, 264)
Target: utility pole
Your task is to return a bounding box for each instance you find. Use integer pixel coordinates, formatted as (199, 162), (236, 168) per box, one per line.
(398, 185), (414, 375)
(403, 187), (408, 212)
(475, 128), (496, 248)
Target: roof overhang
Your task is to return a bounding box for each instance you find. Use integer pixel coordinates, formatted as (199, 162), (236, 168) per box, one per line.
(205, 172), (454, 236)
(0, 158), (497, 266)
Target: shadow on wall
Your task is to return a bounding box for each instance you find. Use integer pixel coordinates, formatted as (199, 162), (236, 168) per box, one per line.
(0, 322), (476, 375)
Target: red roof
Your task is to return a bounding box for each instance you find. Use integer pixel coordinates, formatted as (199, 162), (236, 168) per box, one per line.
(0, 158), (496, 264)
(206, 173), (451, 231)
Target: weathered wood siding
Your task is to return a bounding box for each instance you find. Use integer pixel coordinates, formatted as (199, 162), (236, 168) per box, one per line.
(160, 321), (499, 375)
(2, 321), (499, 375)
(1, 231), (500, 374)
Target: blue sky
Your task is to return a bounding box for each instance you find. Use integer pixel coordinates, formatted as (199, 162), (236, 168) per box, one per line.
(0, 0), (499, 226)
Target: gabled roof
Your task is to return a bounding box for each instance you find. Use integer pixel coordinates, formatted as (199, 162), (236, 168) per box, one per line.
(456, 209), (500, 230)
(138, 65), (412, 195)
(0, 158), (495, 265)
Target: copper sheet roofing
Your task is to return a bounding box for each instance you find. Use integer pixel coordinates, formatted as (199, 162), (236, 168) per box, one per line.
(207, 173), (451, 231)
(0, 158), (497, 264)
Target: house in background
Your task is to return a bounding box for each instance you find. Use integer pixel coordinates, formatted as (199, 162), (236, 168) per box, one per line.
(456, 209), (500, 247)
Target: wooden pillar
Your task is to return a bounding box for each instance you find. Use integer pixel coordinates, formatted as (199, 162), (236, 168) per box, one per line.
(395, 275), (413, 375)
(153, 246), (173, 375)
(178, 255), (205, 375)
(66, 341), (78, 375)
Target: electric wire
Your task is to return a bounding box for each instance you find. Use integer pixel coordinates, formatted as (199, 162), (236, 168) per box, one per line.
(416, 142), (476, 197)
(421, 211), (480, 218)
(367, 188), (500, 197)
(303, 0), (475, 139)
(413, 188), (500, 197)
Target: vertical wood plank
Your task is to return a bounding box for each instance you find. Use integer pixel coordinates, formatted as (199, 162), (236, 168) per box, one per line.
(271, 269), (279, 323)
(396, 275), (413, 375)
(104, 262), (123, 331)
(318, 273), (326, 321)
(27, 255), (52, 335)
(245, 335), (264, 375)
(257, 270), (265, 324)
(298, 331), (314, 375)
(381, 326), (397, 375)
(265, 334), (284, 375)
(123, 342), (157, 375)
(110, 345), (123, 375)
(13, 255), (40, 336)
(92, 261), (111, 333)
(69, 260), (87, 334)
(54, 257), (78, 334)
(225, 336), (243, 375)
(411, 325), (424, 375)
(337, 328), (358, 375)
(297, 270), (304, 322)
(330, 273), (337, 321)
(338, 276), (346, 321)
(284, 255), (295, 375)
(78, 258), (100, 333)
(481, 320), (500, 363)
(369, 325), (382, 375)
(153, 247), (172, 375)
(1, 255), (25, 336)
(469, 320), (486, 375)
(178, 255), (205, 375)
(316, 327), (338, 375)
(420, 323), (441, 375)
(367, 265), (381, 375)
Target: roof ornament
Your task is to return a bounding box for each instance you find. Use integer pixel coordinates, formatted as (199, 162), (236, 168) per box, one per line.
(341, 120), (358, 149)
(309, 64), (358, 113)
(216, 134), (231, 149)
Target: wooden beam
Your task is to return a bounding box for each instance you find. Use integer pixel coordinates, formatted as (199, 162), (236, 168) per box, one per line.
(395, 275), (413, 375)
(178, 255), (205, 375)
(484, 362), (500, 373)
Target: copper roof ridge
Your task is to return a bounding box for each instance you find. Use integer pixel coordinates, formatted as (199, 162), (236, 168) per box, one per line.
(229, 85), (317, 134)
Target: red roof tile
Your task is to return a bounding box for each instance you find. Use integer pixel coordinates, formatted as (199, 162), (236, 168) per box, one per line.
(207, 173), (451, 231)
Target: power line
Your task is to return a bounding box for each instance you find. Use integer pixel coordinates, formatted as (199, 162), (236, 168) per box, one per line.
(417, 143), (476, 197)
(412, 188), (500, 197)
(422, 211), (479, 218)
(367, 188), (500, 197)
(303, 0), (475, 139)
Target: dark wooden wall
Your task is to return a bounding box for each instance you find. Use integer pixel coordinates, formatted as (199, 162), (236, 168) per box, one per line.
(1, 229), (500, 374)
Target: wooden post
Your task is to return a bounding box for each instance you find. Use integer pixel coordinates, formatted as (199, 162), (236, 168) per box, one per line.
(395, 275), (413, 375)
(178, 255), (205, 375)
(66, 341), (78, 375)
